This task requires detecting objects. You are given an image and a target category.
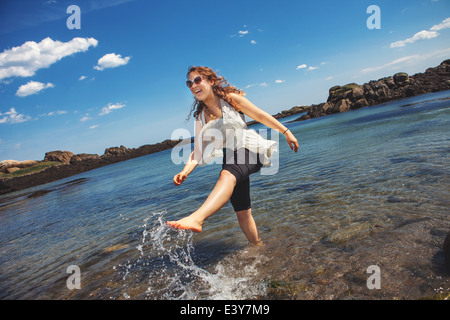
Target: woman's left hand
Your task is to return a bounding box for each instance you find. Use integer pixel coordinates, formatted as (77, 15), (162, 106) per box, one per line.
(173, 171), (188, 186)
(285, 130), (299, 152)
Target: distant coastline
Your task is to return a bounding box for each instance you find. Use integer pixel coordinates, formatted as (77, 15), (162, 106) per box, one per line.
(293, 59), (450, 122)
(1, 59), (449, 195)
(0, 140), (184, 195)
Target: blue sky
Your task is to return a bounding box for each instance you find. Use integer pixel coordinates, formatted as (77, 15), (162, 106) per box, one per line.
(0, 0), (449, 161)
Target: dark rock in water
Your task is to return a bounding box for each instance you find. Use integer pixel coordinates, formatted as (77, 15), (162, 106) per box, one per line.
(444, 231), (450, 269)
(59, 177), (89, 187)
(386, 195), (403, 203)
(286, 183), (316, 192)
(27, 189), (53, 198)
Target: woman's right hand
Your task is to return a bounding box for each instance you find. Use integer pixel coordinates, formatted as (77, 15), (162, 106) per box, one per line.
(285, 130), (299, 153)
(173, 171), (188, 186)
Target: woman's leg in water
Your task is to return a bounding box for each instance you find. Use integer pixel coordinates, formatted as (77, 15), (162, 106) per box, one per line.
(235, 208), (262, 245)
(166, 170), (236, 233)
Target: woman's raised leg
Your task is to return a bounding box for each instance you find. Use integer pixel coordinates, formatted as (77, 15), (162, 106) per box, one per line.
(166, 170), (236, 232)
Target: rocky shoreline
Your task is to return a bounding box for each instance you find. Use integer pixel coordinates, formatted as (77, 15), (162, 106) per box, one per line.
(0, 139), (186, 195)
(293, 59), (450, 122)
(1, 59), (449, 196)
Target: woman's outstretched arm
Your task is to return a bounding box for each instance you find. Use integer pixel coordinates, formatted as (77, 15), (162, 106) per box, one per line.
(174, 116), (203, 186)
(228, 93), (299, 152)
(173, 151), (198, 185)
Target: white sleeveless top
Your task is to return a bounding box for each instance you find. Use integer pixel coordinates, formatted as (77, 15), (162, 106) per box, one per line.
(193, 99), (278, 167)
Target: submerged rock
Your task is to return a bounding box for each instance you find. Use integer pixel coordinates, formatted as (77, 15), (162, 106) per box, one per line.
(444, 231), (450, 270)
(102, 243), (130, 253)
(326, 221), (376, 246)
(27, 189), (53, 198)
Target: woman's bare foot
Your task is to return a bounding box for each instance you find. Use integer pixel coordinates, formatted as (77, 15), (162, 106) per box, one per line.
(250, 240), (263, 246)
(166, 216), (203, 233)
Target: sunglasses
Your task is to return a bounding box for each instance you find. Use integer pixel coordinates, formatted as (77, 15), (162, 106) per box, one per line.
(186, 75), (202, 88)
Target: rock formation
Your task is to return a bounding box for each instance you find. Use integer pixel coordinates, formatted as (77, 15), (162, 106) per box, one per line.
(0, 139), (183, 195)
(69, 153), (100, 164)
(296, 59), (450, 121)
(444, 231), (450, 270)
(0, 160), (38, 173)
(44, 151), (74, 164)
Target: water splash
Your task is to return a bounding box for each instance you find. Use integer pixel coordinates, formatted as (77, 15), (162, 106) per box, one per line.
(129, 210), (267, 300)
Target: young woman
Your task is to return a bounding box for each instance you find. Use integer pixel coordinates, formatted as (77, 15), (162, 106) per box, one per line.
(166, 66), (299, 245)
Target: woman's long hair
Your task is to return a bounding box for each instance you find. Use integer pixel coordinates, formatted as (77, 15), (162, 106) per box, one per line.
(186, 66), (245, 121)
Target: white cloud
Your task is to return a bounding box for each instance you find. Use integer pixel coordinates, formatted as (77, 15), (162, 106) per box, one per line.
(390, 17), (449, 48)
(42, 110), (67, 117)
(245, 82), (269, 89)
(231, 26), (263, 39)
(0, 37), (98, 81)
(80, 115), (92, 122)
(99, 102), (126, 115)
(16, 81), (54, 97)
(325, 76), (333, 81)
(94, 53), (131, 71)
(275, 79), (285, 83)
(78, 75), (94, 81)
(390, 30), (439, 48)
(0, 108), (31, 124)
(360, 55), (421, 74)
(430, 17), (450, 31)
(297, 63), (323, 73)
(359, 48), (450, 75)
(90, 124), (99, 129)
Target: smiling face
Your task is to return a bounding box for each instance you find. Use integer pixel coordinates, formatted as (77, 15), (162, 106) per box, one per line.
(187, 71), (214, 101)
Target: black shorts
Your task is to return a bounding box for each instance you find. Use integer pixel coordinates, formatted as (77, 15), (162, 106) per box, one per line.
(221, 148), (263, 212)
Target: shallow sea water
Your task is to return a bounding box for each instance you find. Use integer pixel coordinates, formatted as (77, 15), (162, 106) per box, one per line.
(0, 91), (449, 300)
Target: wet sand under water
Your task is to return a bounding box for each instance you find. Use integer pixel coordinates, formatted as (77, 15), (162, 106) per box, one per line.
(63, 212), (449, 301)
(260, 217), (449, 299)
